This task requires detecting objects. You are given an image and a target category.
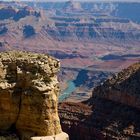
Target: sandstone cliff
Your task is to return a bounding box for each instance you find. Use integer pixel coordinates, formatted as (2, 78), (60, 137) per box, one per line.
(59, 62), (140, 140)
(0, 51), (68, 140)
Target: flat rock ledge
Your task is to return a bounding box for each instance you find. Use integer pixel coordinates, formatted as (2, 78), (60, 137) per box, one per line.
(31, 132), (69, 140)
(0, 51), (68, 140)
(0, 132), (68, 140)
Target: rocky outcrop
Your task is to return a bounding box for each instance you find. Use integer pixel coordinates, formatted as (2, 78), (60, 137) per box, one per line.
(63, 1), (82, 12)
(93, 62), (140, 109)
(59, 62), (140, 140)
(14, 6), (41, 21)
(0, 6), (41, 21)
(0, 51), (68, 140)
(0, 6), (17, 20)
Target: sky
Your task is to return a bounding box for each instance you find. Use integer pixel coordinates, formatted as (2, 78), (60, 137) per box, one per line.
(35, 0), (140, 1)
(1, 0), (140, 1)
(2, 0), (140, 2)
(51, 0), (140, 2)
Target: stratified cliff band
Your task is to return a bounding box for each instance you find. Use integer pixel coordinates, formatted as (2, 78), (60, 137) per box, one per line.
(59, 62), (140, 140)
(0, 51), (68, 140)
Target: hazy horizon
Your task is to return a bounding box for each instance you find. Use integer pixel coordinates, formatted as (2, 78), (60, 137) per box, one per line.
(1, 0), (140, 2)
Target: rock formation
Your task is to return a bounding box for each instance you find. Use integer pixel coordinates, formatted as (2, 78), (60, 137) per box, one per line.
(59, 62), (140, 140)
(93, 62), (140, 109)
(0, 51), (68, 140)
(0, 5), (41, 21)
(63, 1), (82, 12)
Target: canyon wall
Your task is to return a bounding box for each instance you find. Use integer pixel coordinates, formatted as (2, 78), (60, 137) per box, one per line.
(0, 51), (68, 140)
(93, 62), (140, 109)
(59, 62), (140, 140)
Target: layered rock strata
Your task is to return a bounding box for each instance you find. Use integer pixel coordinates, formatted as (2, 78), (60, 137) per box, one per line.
(59, 62), (140, 140)
(0, 51), (68, 140)
(93, 62), (140, 109)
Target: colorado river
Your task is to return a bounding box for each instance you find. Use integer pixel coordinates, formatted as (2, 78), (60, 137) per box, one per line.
(59, 80), (76, 102)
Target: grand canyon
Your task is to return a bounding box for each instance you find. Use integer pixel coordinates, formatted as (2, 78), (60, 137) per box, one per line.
(0, 0), (140, 140)
(0, 0), (140, 101)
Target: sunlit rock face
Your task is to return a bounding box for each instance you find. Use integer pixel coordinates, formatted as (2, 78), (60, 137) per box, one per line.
(0, 51), (68, 140)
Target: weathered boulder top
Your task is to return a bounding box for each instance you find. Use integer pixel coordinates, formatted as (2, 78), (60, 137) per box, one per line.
(0, 51), (60, 76)
(0, 51), (68, 140)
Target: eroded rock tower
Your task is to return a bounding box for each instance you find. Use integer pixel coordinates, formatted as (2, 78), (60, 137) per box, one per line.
(0, 51), (68, 140)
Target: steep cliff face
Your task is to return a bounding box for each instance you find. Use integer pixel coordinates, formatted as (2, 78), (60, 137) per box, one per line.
(0, 51), (68, 140)
(93, 62), (140, 109)
(0, 6), (40, 21)
(59, 62), (140, 140)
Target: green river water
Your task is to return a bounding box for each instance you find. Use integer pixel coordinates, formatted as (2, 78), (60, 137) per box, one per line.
(59, 80), (76, 102)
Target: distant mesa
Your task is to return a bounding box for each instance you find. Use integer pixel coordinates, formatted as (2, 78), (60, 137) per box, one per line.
(63, 0), (82, 11)
(0, 6), (41, 21)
